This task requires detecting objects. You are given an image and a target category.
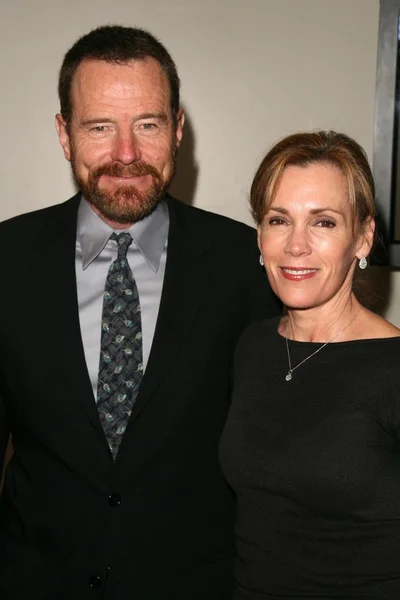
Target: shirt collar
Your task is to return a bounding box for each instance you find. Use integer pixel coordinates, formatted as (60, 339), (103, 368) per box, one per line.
(77, 197), (169, 272)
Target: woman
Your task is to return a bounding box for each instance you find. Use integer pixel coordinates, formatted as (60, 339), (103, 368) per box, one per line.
(219, 131), (400, 599)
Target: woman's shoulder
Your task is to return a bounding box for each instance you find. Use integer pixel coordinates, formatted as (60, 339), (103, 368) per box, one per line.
(234, 316), (283, 375)
(354, 308), (400, 340)
(236, 316), (281, 352)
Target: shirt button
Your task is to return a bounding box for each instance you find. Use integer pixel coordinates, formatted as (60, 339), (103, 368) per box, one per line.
(89, 575), (102, 588)
(108, 492), (122, 507)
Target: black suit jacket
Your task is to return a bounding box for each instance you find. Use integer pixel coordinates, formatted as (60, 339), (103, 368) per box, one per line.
(0, 194), (279, 600)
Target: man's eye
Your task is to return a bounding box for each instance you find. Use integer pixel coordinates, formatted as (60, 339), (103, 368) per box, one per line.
(141, 123), (157, 130)
(91, 126), (107, 132)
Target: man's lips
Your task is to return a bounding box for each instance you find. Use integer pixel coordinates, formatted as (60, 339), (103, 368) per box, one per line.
(280, 267), (318, 280)
(101, 173), (151, 182)
(103, 172), (150, 177)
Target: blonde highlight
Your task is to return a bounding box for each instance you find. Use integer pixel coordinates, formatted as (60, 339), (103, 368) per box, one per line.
(250, 131), (376, 234)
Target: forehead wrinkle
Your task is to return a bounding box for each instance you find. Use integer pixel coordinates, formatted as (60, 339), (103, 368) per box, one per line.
(71, 58), (172, 120)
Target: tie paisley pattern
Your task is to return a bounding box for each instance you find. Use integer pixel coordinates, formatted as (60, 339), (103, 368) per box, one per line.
(97, 232), (143, 459)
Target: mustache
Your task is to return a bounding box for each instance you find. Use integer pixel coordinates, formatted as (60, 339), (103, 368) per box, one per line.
(91, 161), (161, 180)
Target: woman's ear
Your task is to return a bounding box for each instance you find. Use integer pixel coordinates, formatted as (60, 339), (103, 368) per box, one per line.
(257, 224), (262, 253)
(356, 217), (375, 260)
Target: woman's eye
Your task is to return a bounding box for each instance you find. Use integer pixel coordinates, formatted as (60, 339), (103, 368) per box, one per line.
(268, 218), (287, 226)
(315, 220), (336, 228)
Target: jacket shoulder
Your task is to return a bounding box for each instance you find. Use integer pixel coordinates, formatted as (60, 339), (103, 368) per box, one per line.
(167, 196), (257, 241)
(168, 198), (280, 319)
(0, 195), (80, 240)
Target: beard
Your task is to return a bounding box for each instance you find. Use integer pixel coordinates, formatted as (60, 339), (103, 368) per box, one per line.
(71, 153), (176, 224)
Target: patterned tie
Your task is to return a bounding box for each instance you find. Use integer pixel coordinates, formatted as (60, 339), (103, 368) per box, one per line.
(97, 232), (143, 460)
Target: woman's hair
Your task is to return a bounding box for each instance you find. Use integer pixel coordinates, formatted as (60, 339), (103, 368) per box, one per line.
(250, 130), (376, 229)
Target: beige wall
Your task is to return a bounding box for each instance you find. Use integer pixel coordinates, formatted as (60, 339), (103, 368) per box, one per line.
(3, 0), (396, 321)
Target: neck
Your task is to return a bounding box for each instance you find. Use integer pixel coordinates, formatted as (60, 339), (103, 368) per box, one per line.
(286, 293), (361, 343)
(90, 205), (135, 230)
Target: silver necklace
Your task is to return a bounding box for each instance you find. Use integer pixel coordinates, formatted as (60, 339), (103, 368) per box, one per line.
(284, 313), (358, 382)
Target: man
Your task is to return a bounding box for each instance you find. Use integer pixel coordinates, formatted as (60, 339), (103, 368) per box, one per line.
(0, 25), (279, 600)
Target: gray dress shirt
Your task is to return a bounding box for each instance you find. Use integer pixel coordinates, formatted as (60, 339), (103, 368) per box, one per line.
(75, 198), (169, 401)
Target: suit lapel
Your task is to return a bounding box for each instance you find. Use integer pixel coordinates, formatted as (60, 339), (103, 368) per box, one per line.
(26, 195), (106, 441)
(128, 197), (214, 423)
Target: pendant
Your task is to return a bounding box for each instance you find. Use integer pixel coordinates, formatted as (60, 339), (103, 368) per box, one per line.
(285, 372), (292, 381)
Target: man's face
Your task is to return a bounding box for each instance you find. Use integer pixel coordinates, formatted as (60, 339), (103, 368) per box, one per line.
(56, 58), (184, 226)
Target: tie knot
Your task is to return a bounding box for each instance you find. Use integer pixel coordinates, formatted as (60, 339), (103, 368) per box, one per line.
(111, 232), (133, 259)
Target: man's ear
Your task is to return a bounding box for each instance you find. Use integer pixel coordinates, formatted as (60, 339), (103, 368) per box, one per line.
(175, 108), (185, 150)
(55, 114), (72, 162)
(356, 217), (375, 261)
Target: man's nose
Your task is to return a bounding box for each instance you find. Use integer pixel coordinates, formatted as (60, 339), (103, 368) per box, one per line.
(111, 131), (142, 164)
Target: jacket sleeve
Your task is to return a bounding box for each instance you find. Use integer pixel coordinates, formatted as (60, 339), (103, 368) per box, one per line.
(0, 390), (10, 484)
(244, 230), (282, 322)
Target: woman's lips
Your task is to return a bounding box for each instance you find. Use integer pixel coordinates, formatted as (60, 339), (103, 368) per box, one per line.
(280, 267), (318, 281)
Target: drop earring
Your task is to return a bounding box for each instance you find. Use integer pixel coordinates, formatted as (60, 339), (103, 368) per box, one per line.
(359, 256), (367, 270)
(259, 254), (264, 266)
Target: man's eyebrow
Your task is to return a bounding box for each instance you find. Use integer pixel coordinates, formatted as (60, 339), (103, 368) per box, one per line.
(81, 118), (114, 126)
(135, 112), (168, 122)
(80, 112), (169, 126)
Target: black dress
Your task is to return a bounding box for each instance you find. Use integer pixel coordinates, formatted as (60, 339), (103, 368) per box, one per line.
(219, 317), (400, 599)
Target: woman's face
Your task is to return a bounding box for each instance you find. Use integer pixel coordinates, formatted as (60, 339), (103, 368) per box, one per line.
(257, 162), (373, 311)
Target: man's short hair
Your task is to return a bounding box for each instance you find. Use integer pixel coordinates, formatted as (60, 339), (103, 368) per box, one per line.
(58, 25), (180, 124)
